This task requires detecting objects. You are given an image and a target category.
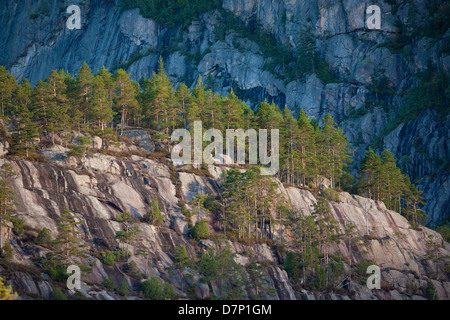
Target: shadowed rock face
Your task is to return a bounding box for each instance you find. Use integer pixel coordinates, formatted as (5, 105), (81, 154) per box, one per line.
(1, 152), (448, 300)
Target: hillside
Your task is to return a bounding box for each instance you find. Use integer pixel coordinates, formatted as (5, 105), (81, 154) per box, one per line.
(0, 132), (449, 300)
(1, 0), (448, 224)
(0, 0), (449, 301)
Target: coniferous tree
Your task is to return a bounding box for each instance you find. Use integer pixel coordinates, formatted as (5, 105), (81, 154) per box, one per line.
(142, 57), (174, 133)
(281, 106), (299, 184)
(11, 104), (39, 158)
(113, 69), (139, 135)
(74, 63), (94, 128)
(171, 245), (190, 291)
(54, 208), (86, 264)
(91, 71), (114, 132)
(0, 66), (19, 116)
(221, 88), (245, 130)
(175, 82), (191, 129)
(296, 109), (315, 186)
(0, 163), (17, 249)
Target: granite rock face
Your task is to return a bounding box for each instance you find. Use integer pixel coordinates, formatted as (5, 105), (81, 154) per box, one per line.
(0, 153), (448, 300)
(0, 0), (448, 223)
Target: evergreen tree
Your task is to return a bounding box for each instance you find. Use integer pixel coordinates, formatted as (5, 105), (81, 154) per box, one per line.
(14, 78), (32, 112)
(246, 261), (266, 298)
(11, 104), (39, 158)
(146, 198), (163, 226)
(113, 69), (139, 135)
(255, 99), (283, 130)
(312, 195), (339, 266)
(175, 82), (191, 129)
(171, 245), (190, 291)
(91, 71), (114, 132)
(141, 57), (174, 133)
(221, 88), (245, 130)
(0, 66), (18, 116)
(296, 109), (315, 186)
(357, 148), (383, 200)
(403, 177), (427, 226)
(54, 208), (86, 264)
(189, 192), (209, 221)
(0, 163), (17, 249)
(321, 113), (352, 188)
(74, 63), (94, 128)
(280, 106), (299, 184)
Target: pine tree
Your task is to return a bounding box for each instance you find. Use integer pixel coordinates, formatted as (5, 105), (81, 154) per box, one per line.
(381, 150), (403, 211)
(113, 69), (139, 135)
(0, 66), (18, 116)
(281, 106), (299, 184)
(31, 80), (53, 131)
(312, 195), (338, 266)
(146, 198), (163, 226)
(189, 192), (209, 221)
(246, 260), (268, 299)
(296, 109), (315, 186)
(221, 88), (245, 130)
(172, 245), (190, 291)
(175, 82), (191, 129)
(321, 113), (352, 189)
(0, 163), (17, 249)
(14, 78), (32, 112)
(296, 30), (318, 77)
(91, 72), (114, 132)
(255, 99), (283, 130)
(403, 176), (427, 226)
(114, 210), (140, 261)
(54, 208), (86, 264)
(74, 63), (94, 128)
(357, 148), (382, 200)
(11, 104), (39, 158)
(45, 70), (70, 143)
(141, 57), (174, 133)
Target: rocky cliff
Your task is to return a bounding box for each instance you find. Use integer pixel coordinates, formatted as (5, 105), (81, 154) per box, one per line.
(0, 134), (449, 300)
(0, 0), (448, 224)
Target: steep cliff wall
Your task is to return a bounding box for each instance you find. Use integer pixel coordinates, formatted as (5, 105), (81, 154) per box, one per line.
(0, 142), (449, 300)
(0, 0), (448, 224)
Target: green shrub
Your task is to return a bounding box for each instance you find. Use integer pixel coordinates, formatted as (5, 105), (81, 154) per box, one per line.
(114, 248), (132, 262)
(190, 220), (210, 241)
(322, 189), (340, 202)
(163, 282), (176, 299)
(77, 135), (92, 146)
(426, 280), (439, 300)
(141, 277), (164, 300)
(102, 277), (115, 291)
(35, 227), (52, 247)
(311, 266), (327, 291)
(1, 241), (13, 260)
(146, 199), (163, 226)
(50, 288), (67, 300)
(47, 265), (68, 283)
(181, 205), (192, 218)
(435, 224), (450, 243)
(103, 250), (115, 266)
(124, 261), (142, 279)
(117, 278), (129, 296)
(68, 145), (87, 157)
(11, 218), (24, 236)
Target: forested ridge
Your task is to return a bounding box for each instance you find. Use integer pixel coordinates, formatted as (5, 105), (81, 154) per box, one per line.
(0, 58), (441, 297)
